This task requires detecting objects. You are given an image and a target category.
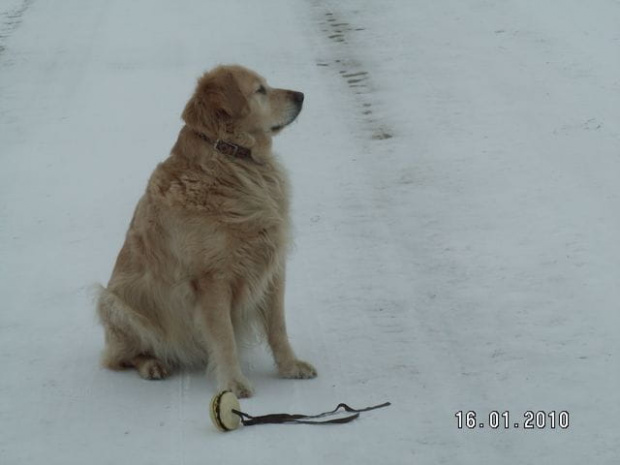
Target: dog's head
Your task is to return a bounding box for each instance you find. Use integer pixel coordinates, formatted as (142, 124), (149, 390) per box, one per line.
(182, 65), (304, 142)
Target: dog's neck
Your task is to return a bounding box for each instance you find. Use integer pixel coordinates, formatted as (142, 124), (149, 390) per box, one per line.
(191, 129), (272, 164)
(194, 131), (253, 161)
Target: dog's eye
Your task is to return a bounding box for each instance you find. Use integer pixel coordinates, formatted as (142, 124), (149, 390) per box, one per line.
(256, 85), (267, 95)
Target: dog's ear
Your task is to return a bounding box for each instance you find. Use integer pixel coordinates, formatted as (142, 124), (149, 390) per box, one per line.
(182, 70), (248, 136)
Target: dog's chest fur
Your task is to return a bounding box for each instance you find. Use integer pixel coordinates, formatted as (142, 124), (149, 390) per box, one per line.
(147, 151), (291, 295)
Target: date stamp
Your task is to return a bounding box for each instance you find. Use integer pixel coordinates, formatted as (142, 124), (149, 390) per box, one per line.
(455, 410), (570, 430)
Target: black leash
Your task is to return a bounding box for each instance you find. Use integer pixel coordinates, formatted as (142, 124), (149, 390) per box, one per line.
(232, 401), (391, 426)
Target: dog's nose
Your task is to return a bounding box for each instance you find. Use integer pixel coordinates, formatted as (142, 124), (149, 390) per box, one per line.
(290, 91), (304, 103)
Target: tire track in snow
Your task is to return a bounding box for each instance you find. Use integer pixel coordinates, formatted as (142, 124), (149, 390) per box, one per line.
(304, 0), (453, 397)
(302, 4), (481, 453)
(311, 2), (394, 141)
(0, 0), (33, 61)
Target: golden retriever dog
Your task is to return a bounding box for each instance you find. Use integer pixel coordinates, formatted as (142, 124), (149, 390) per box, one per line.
(97, 65), (317, 398)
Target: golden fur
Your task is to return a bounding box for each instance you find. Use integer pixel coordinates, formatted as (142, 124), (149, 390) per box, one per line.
(97, 65), (316, 397)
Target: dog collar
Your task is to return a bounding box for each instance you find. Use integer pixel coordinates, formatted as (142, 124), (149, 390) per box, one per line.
(194, 131), (253, 161)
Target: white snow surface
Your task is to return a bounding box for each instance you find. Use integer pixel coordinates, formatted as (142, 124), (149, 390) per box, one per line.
(1, 0), (619, 463)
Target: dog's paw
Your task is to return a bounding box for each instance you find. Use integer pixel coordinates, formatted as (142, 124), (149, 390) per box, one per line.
(137, 359), (169, 380)
(278, 359), (318, 379)
(219, 376), (254, 398)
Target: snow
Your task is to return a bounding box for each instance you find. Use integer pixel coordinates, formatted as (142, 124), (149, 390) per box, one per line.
(1, 0), (619, 463)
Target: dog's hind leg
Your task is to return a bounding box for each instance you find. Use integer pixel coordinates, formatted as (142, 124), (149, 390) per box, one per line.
(101, 328), (170, 380)
(96, 285), (171, 380)
(128, 354), (170, 380)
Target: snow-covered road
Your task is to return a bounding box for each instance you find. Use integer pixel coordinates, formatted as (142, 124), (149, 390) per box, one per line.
(1, 1), (619, 463)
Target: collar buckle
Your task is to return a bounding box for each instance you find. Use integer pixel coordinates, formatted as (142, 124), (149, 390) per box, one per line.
(194, 130), (253, 161)
(214, 139), (239, 157)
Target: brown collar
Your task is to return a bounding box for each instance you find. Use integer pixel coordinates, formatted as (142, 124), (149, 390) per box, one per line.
(194, 131), (253, 161)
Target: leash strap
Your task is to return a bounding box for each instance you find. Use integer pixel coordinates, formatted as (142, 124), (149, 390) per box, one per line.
(232, 401), (391, 426)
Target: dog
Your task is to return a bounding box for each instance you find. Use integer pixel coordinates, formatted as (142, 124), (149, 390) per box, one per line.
(97, 65), (317, 398)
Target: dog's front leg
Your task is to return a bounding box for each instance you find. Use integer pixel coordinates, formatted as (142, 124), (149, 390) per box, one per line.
(194, 277), (254, 398)
(262, 271), (317, 380)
